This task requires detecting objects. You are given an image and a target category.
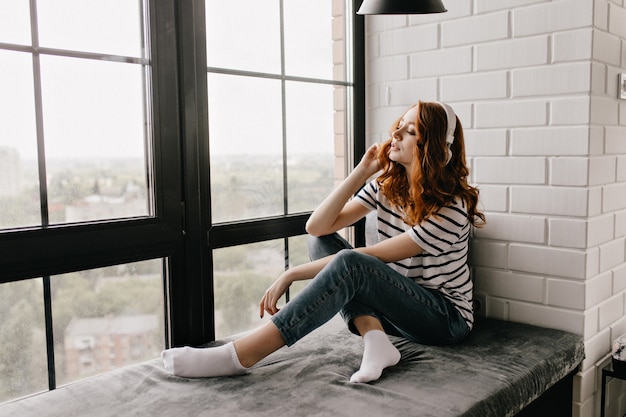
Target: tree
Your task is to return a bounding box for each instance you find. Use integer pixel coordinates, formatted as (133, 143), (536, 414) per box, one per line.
(0, 280), (47, 403)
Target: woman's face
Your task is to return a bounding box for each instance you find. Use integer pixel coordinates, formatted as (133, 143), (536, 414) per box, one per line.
(389, 105), (420, 169)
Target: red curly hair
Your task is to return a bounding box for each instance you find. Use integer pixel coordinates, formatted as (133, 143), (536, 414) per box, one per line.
(376, 101), (485, 227)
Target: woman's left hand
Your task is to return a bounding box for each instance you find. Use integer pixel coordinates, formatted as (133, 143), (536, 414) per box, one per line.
(356, 143), (382, 178)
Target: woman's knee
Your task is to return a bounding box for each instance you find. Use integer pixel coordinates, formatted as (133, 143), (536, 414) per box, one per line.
(307, 234), (351, 261)
(315, 249), (363, 285)
(328, 249), (376, 276)
(333, 248), (371, 264)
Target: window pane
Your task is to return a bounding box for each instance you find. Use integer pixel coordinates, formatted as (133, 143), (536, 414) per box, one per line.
(37, 0), (145, 58)
(208, 74), (284, 223)
(0, 0), (31, 45)
(40, 55), (151, 224)
(0, 279), (48, 403)
(283, 0), (337, 80)
(286, 82), (338, 213)
(0, 50), (41, 228)
(213, 240), (285, 339)
(206, 0), (281, 74)
(51, 259), (164, 386)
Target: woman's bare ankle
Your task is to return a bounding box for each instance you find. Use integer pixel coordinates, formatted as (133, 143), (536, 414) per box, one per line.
(233, 321), (286, 368)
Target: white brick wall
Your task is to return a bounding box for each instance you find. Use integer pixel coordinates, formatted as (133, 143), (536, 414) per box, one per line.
(475, 157), (546, 184)
(511, 186), (592, 216)
(552, 29), (593, 63)
(475, 212), (546, 242)
(510, 126), (591, 155)
(511, 0), (593, 37)
(364, 0), (626, 415)
(475, 100), (548, 128)
(409, 46), (473, 78)
(551, 97), (591, 125)
(511, 63), (592, 97)
(606, 126), (626, 153)
(441, 71), (508, 102)
(441, 11), (509, 46)
(475, 36), (549, 70)
(464, 129), (508, 156)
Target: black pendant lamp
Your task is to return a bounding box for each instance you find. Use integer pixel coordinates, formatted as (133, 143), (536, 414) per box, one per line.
(357, 0), (447, 14)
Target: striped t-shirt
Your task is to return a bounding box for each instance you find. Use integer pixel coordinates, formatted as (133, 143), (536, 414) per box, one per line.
(356, 180), (474, 328)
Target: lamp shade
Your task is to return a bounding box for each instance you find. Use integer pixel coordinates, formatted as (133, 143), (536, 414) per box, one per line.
(357, 0), (447, 14)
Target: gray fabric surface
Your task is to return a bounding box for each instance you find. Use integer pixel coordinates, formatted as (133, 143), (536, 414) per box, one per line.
(0, 316), (584, 417)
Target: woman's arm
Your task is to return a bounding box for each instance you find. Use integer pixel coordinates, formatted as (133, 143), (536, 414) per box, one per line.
(356, 232), (422, 263)
(305, 143), (381, 237)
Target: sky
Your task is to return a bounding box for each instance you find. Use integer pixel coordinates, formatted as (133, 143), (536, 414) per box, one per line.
(0, 0), (144, 160)
(0, 0), (338, 160)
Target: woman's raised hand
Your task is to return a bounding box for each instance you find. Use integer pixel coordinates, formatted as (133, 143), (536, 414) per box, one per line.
(357, 143), (382, 178)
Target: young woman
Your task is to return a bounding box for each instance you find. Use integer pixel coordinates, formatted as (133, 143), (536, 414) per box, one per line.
(162, 101), (485, 383)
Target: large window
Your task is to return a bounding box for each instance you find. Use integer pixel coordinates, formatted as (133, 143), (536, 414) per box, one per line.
(0, 0), (363, 404)
(0, 0), (181, 402)
(206, 0), (356, 337)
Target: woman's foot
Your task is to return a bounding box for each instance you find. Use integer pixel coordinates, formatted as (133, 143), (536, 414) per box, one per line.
(350, 330), (401, 383)
(161, 342), (248, 378)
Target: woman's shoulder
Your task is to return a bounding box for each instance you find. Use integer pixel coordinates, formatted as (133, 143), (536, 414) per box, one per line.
(436, 198), (470, 224)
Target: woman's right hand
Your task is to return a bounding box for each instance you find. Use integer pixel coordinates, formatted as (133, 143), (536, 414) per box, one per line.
(259, 272), (292, 318)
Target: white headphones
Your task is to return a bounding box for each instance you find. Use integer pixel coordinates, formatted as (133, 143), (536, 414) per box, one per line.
(435, 102), (456, 165)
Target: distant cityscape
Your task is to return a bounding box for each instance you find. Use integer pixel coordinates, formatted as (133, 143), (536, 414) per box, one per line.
(0, 146), (150, 227)
(0, 145), (335, 227)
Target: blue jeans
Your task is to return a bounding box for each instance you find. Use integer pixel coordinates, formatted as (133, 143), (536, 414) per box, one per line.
(271, 234), (470, 346)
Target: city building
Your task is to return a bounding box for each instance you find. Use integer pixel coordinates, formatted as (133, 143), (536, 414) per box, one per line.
(64, 315), (159, 380)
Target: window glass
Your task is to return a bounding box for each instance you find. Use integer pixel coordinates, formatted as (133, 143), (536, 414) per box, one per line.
(285, 81), (338, 213)
(37, 0), (145, 58)
(0, 50), (40, 228)
(205, 0), (281, 74)
(208, 73), (284, 223)
(0, 279), (48, 403)
(40, 55), (150, 224)
(283, 0), (337, 80)
(0, 0), (32, 45)
(213, 240), (285, 339)
(51, 259), (164, 386)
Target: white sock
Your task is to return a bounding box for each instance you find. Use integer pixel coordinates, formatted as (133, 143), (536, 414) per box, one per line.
(161, 342), (248, 378)
(350, 330), (401, 383)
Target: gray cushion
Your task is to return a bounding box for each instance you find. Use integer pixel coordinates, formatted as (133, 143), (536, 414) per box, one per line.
(1, 316), (584, 417)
